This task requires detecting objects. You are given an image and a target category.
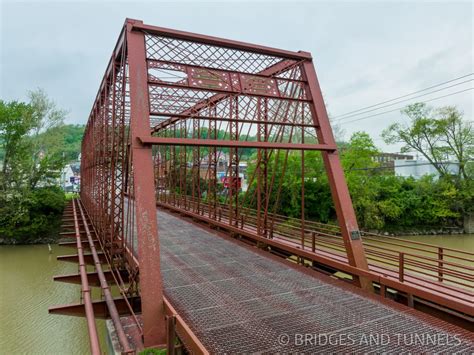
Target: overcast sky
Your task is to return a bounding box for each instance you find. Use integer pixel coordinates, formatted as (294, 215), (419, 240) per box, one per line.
(1, 0), (472, 152)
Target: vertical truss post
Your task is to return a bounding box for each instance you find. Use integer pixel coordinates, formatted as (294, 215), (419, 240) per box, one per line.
(208, 104), (217, 220)
(126, 19), (166, 347)
(157, 146), (163, 204)
(256, 98), (262, 235)
(179, 120), (187, 209)
(171, 125), (177, 206)
(228, 97), (239, 226)
(256, 98), (269, 237)
(301, 115), (305, 252)
(301, 58), (372, 291)
(192, 116), (201, 213)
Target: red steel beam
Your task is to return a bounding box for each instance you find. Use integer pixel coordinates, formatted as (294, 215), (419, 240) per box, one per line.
(53, 270), (124, 287)
(138, 136), (337, 151)
(59, 240), (100, 249)
(150, 112), (316, 128)
(50, 295), (209, 354)
(49, 296), (141, 319)
(147, 60), (308, 102)
(76, 200), (133, 353)
(131, 21), (311, 61)
(71, 200), (101, 355)
(151, 59), (300, 133)
(148, 80), (309, 102)
(300, 58), (372, 291)
(163, 299), (209, 355)
(57, 252), (106, 265)
(126, 19), (166, 348)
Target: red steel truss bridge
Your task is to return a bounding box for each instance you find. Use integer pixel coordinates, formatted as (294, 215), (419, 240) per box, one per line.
(49, 19), (474, 354)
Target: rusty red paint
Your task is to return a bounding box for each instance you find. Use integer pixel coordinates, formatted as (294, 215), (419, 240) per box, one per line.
(126, 19), (166, 348)
(69, 18), (473, 353)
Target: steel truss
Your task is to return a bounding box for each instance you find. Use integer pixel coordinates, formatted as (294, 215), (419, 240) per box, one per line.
(78, 18), (373, 349)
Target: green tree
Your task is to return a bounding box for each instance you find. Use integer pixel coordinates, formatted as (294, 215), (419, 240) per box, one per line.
(0, 89), (67, 243)
(382, 103), (473, 180)
(341, 132), (382, 228)
(59, 124), (85, 161)
(0, 89), (67, 190)
(26, 89), (68, 188)
(0, 100), (35, 190)
(436, 106), (473, 180)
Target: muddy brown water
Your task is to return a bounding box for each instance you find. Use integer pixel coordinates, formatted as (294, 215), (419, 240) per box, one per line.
(0, 234), (472, 353)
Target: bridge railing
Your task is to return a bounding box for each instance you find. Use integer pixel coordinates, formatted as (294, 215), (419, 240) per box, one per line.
(157, 192), (474, 305)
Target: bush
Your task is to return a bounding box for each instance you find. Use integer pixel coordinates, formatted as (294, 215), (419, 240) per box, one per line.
(353, 175), (462, 230)
(0, 186), (65, 243)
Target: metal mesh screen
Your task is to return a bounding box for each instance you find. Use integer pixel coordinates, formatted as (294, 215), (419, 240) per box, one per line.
(158, 210), (474, 353)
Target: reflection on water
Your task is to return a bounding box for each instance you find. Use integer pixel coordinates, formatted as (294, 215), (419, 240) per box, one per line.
(0, 245), (106, 354)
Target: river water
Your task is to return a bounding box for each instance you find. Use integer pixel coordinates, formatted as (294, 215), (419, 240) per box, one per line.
(398, 233), (474, 252)
(0, 245), (107, 354)
(0, 235), (473, 354)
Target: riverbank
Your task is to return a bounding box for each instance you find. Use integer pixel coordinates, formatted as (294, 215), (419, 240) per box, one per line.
(0, 236), (59, 245)
(367, 226), (466, 237)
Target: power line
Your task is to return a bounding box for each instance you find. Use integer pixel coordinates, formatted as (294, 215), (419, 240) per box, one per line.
(350, 161), (473, 171)
(334, 79), (473, 122)
(333, 73), (473, 119)
(339, 87), (474, 126)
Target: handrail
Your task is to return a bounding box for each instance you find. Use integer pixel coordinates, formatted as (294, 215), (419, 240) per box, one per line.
(362, 232), (474, 257)
(71, 200), (101, 355)
(157, 193), (474, 300)
(362, 242), (473, 275)
(77, 199), (133, 353)
(403, 265), (474, 289)
(362, 235), (474, 261)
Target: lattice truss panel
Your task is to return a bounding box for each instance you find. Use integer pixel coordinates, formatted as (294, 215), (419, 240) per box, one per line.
(80, 33), (140, 276)
(146, 33), (329, 237)
(80, 20), (375, 348)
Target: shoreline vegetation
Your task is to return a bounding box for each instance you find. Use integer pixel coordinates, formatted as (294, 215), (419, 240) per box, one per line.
(1, 92), (472, 245)
(0, 91), (80, 245)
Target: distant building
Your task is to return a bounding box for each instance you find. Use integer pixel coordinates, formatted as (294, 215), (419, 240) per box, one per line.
(60, 161), (81, 192)
(194, 151), (248, 191)
(216, 151), (230, 173)
(373, 153), (414, 172)
(70, 162), (80, 176)
(394, 159), (459, 180)
(60, 164), (75, 192)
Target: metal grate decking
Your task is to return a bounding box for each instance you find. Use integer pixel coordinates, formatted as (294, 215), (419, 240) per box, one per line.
(158, 209), (474, 353)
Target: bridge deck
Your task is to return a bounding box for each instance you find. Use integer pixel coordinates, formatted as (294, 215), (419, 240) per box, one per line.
(158, 209), (474, 353)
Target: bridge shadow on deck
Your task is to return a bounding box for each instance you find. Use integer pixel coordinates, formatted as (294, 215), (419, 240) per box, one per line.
(157, 209), (474, 353)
